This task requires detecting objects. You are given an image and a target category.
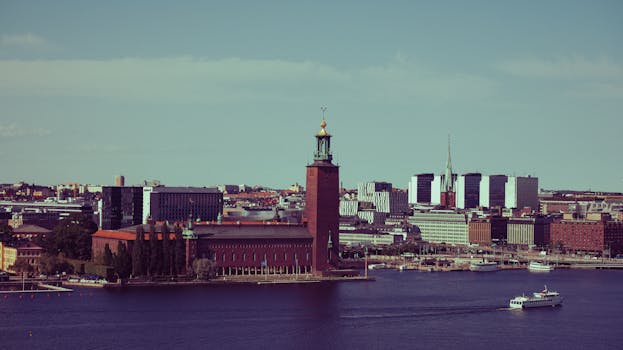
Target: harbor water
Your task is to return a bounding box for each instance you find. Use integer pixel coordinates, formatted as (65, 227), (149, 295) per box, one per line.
(1, 269), (622, 349)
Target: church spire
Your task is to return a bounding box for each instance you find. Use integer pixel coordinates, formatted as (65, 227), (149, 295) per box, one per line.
(443, 134), (454, 192)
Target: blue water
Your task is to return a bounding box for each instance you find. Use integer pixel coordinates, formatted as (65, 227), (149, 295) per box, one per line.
(1, 269), (622, 350)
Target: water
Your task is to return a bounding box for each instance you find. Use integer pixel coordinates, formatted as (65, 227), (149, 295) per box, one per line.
(2, 269), (622, 349)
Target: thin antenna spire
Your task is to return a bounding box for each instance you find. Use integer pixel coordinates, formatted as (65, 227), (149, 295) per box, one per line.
(321, 106), (327, 121)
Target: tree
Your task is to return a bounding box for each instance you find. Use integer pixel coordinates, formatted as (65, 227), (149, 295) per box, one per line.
(161, 224), (171, 276)
(132, 225), (145, 277)
(38, 254), (74, 275)
(174, 225), (186, 275)
(47, 213), (97, 260)
(11, 259), (34, 275)
(103, 243), (114, 266)
(148, 223), (161, 276)
(113, 241), (132, 279)
(192, 258), (215, 280)
(0, 222), (15, 244)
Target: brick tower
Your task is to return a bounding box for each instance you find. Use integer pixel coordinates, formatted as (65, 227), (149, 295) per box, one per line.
(305, 117), (339, 274)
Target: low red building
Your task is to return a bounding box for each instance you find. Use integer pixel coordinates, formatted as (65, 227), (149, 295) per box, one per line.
(550, 219), (623, 255)
(469, 220), (491, 245)
(91, 222), (314, 276)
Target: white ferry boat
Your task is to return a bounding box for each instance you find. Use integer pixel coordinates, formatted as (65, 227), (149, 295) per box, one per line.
(528, 261), (554, 272)
(367, 263), (386, 270)
(469, 260), (498, 272)
(509, 286), (563, 309)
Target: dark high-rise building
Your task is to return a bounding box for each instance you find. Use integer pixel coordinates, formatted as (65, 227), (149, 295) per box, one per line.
(149, 187), (222, 223)
(456, 173), (482, 209)
(305, 118), (339, 273)
(408, 173), (435, 204)
(101, 186), (143, 229)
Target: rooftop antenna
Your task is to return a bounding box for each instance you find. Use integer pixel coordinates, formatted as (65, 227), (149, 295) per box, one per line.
(321, 106), (327, 121)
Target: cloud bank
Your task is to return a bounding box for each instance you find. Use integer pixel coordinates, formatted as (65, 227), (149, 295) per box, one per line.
(0, 56), (496, 104)
(0, 123), (51, 137)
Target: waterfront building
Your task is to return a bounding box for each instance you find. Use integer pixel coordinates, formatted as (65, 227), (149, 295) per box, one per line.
(339, 230), (400, 246)
(0, 241), (44, 273)
(505, 176), (539, 210)
(409, 210), (469, 245)
(468, 216), (509, 246)
(550, 218), (623, 255)
(506, 217), (550, 247)
(92, 117), (342, 276)
(469, 219), (491, 245)
(92, 222), (314, 276)
(456, 173), (482, 209)
(408, 173), (435, 204)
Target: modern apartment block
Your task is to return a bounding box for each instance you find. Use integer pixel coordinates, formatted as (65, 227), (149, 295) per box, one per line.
(409, 210), (469, 245)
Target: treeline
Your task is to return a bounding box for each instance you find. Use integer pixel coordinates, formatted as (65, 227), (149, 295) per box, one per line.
(100, 224), (186, 279)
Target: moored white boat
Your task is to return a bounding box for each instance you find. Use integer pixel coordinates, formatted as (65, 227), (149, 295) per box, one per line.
(367, 263), (386, 270)
(469, 260), (498, 272)
(528, 261), (554, 272)
(509, 285), (563, 309)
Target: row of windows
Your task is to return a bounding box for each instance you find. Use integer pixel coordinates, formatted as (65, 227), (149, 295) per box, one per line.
(220, 252), (310, 262)
(212, 243), (310, 249)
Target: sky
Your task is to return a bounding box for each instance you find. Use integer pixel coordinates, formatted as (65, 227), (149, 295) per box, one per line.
(1, 0), (622, 191)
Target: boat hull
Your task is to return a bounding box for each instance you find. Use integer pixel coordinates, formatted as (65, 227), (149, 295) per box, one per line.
(528, 262), (554, 272)
(469, 263), (498, 272)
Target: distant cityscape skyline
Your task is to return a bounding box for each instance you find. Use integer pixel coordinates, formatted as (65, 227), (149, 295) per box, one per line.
(1, 1), (622, 191)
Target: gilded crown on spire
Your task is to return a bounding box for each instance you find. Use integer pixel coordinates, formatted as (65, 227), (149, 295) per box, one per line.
(317, 119), (329, 137)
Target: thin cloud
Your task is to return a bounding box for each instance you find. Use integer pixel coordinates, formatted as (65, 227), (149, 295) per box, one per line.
(0, 56), (495, 104)
(0, 33), (49, 49)
(497, 56), (623, 79)
(0, 122), (51, 137)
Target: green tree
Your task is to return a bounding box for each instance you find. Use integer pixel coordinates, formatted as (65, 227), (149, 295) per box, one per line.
(103, 243), (114, 266)
(38, 254), (74, 275)
(174, 225), (186, 275)
(113, 241), (132, 279)
(11, 259), (34, 275)
(47, 213), (97, 260)
(148, 223), (161, 276)
(132, 225), (145, 276)
(192, 258), (215, 280)
(0, 222), (15, 243)
(161, 224), (171, 276)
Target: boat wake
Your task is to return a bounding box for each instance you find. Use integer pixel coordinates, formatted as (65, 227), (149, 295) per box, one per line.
(341, 305), (504, 320)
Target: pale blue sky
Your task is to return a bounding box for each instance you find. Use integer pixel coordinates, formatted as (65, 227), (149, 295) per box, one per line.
(1, 1), (622, 191)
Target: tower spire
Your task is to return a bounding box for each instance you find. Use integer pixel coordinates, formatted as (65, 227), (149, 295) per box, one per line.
(313, 107), (332, 163)
(444, 134), (454, 192)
